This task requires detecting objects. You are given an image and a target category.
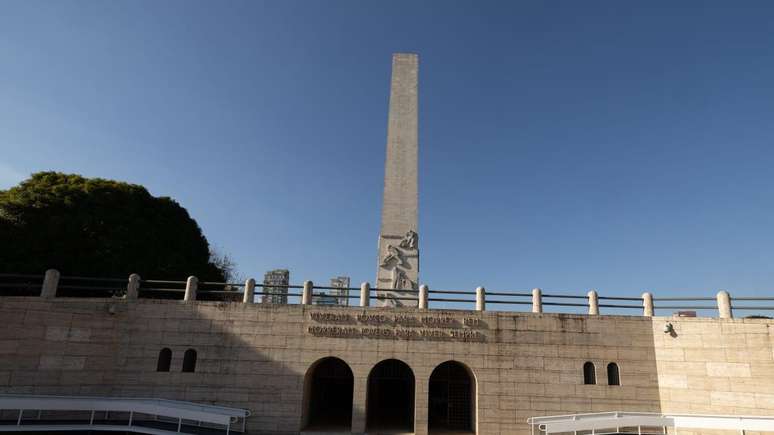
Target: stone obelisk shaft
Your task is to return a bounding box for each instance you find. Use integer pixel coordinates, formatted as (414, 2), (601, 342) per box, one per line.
(377, 53), (419, 307)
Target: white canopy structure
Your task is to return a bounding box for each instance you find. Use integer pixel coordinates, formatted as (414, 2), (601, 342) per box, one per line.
(527, 411), (774, 435)
(0, 394), (250, 434)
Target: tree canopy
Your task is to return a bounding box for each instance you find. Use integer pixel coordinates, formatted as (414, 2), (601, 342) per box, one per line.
(0, 172), (225, 281)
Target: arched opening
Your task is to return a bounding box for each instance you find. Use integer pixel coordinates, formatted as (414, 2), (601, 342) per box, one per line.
(583, 362), (596, 385)
(302, 357), (354, 431)
(182, 349), (197, 373)
(607, 362), (620, 385)
(428, 361), (475, 433)
(366, 359), (415, 433)
(156, 348), (171, 372)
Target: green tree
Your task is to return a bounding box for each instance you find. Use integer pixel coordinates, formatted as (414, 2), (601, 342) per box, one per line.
(0, 172), (225, 281)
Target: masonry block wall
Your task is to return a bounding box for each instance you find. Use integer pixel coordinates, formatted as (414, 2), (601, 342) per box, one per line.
(0, 297), (772, 435)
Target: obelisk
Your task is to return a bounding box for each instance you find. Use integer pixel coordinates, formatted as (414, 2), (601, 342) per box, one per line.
(376, 53), (419, 307)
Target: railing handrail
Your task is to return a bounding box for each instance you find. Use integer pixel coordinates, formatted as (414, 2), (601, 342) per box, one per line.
(2, 269), (773, 319)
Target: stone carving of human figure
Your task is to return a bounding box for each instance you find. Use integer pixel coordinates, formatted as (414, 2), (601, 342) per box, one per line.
(391, 267), (415, 290)
(391, 267), (406, 289)
(380, 244), (407, 267)
(399, 230), (418, 250)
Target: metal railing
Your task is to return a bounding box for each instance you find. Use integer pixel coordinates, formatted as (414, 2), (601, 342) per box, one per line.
(0, 394), (248, 434)
(1, 269), (773, 319)
(526, 410), (774, 434)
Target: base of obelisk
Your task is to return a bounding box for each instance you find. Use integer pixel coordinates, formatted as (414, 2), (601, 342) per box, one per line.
(376, 233), (419, 307)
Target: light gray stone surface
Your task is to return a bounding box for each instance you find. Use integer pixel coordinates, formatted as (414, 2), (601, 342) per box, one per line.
(717, 290), (732, 318)
(2, 297), (774, 435)
(377, 53), (420, 306)
(184, 276), (198, 302)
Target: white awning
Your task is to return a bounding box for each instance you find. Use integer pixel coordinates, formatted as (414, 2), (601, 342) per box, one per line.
(528, 411), (774, 434)
(0, 394), (250, 434)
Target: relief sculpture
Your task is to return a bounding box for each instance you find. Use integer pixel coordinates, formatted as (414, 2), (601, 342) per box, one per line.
(391, 267), (415, 290)
(380, 244), (407, 268)
(399, 230), (418, 250)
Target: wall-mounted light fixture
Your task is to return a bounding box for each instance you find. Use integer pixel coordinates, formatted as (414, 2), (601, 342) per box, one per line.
(663, 322), (674, 334)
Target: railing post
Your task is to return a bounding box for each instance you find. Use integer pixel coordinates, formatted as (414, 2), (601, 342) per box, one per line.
(243, 278), (255, 304)
(126, 274), (140, 300)
(302, 281), (313, 305)
(476, 286), (486, 311)
(419, 285), (428, 309)
(360, 282), (370, 307)
(642, 292), (654, 317)
(532, 288), (543, 313)
(40, 269), (60, 298)
(184, 276), (198, 302)
(717, 290), (732, 319)
(587, 290), (599, 315)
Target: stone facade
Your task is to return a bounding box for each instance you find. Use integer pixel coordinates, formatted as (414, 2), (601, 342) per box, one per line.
(0, 297), (773, 434)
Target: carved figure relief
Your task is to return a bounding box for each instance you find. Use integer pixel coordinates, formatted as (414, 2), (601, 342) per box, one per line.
(378, 232), (419, 300)
(391, 267), (415, 290)
(380, 244), (407, 268)
(399, 230), (418, 250)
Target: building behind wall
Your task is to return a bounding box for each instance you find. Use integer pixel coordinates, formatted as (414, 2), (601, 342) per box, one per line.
(313, 291), (338, 306)
(329, 276), (350, 306)
(261, 269), (289, 304)
(312, 277), (350, 306)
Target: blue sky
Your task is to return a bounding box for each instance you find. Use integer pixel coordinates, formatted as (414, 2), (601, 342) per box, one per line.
(2, 1), (774, 309)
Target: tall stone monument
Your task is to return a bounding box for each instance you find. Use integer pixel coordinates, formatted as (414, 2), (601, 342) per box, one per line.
(376, 53), (419, 307)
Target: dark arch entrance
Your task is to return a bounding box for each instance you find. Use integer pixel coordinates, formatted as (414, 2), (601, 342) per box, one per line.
(366, 359), (415, 433)
(303, 357), (354, 431)
(428, 361), (475, 433)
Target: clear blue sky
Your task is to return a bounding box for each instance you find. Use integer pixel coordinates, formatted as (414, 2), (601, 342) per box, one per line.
(2, 1), (774, 304)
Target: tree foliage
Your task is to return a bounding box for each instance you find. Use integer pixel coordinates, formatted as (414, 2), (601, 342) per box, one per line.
(0, 172), (226, 280)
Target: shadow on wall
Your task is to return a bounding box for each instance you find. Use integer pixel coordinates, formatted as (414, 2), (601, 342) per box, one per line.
(0, 298), (670, 435)
(0, 298), (309, 434)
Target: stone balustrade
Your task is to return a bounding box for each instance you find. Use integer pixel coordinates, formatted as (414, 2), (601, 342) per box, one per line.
(3, 269), (763, 319)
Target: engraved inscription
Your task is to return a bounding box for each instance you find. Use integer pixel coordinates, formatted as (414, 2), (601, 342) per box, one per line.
(308, 312), (487, 342)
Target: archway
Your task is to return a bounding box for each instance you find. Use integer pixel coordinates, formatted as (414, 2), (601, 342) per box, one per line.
(583, 361), (596, 385)
(607, 362), (620, 386)
(428, 361), (475, 433)
(302, 357), (354, 431)
(366, 359), (415, 433)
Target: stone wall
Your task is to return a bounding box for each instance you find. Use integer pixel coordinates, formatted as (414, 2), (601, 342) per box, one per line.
(0, 297), (772, 435)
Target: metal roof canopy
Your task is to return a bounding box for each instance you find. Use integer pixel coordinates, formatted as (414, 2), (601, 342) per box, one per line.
(0, 394), (250, 434)
(527, 411), (774, 434)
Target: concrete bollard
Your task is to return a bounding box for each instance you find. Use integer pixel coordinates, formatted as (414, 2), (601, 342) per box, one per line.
(184, 276), (198, 302)
(717, 290), (732, 319)
(126, 274), (141, 300)
(419, 285), (429, 309)
(243, 278), (256, 304)
(642, 292), (654, 317)
(587, 290), (599, 315)
(302, 281), (313, 305)
(476, 286), (486, 311)
(532, 288), (543, 313)
(360, 282), (370, 307)
(40, 269), (60, 298)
